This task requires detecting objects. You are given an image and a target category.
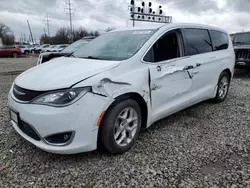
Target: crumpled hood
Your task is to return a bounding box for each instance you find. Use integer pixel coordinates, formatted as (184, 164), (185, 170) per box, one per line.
(234, 44), (250, 50)
(15, 57), (120, 91)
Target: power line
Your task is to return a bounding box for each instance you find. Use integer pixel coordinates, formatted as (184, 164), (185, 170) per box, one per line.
(43, 13), (51, 44)
(65, 0), (75, 43)
(43, 27), (47, 36)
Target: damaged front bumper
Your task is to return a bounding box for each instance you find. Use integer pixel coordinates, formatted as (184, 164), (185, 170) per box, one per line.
(8, 92), (113, 154)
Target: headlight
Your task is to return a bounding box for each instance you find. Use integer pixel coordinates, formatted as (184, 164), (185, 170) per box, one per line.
(31, 87), (91, 107)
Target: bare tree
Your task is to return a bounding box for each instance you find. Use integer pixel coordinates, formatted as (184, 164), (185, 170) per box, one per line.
(0, 23), (15, 45)
(73, 27), (89, 41)
(40, 34), (50, 44)
(0, 23), (10, 38)
(53, 27), (70, 44)
(105, 27), (116, 32)
(40, 27), (101, 44)
(2, 34), (15, 45)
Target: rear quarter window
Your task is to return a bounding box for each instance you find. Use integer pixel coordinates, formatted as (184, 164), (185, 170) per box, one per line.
(183, 28), (212, 56)
(209, 30), (229, 51)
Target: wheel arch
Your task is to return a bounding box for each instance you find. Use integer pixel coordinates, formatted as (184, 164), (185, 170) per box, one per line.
(102, 92), (148, 129)
(223, 68), (232, 81)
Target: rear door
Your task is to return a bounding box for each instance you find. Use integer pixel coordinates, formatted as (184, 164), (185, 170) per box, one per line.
(182, 28), (216, 102)
(145, 29), (193, 122)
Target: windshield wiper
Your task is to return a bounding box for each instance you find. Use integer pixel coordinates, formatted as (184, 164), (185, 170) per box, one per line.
(64, 52), (76, 57)
(82, 56), (102, 60)
(234, 42), (246, 45)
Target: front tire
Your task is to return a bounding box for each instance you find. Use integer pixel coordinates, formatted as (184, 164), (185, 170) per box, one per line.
(212, 71), (230, 103)
(98, 99), (142, 154)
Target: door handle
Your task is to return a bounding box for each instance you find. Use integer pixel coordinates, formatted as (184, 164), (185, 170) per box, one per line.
(196, 63), (201, 67)
(183, 65), (194, 70)
(193, 71), (199, 75)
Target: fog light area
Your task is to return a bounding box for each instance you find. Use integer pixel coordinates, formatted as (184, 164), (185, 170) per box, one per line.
(45, 132), (74, 145)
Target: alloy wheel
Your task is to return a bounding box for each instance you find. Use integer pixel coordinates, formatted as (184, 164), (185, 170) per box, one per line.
(218, 76), (229, 99)
(113, 107), (138, 147)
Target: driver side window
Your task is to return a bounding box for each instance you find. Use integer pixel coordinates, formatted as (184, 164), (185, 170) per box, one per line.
(143, 30), (182, 63)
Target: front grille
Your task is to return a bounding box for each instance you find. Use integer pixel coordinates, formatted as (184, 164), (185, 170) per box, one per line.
(17, 120), (41, 141)
(235, 49), (250, 60)
(13, 84), (46, 102)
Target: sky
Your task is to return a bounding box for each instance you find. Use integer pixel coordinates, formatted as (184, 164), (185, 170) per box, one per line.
(0, 0), (249, 43)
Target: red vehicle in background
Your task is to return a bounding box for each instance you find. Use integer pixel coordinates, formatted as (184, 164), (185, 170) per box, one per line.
(0, 46), (21, 58)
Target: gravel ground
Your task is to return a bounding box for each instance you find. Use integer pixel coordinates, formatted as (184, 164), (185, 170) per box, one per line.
(1, 57), (250, 187)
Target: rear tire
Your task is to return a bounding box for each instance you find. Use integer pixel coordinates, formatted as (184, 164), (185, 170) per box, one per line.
(12, 52), (18, 58)
(212, 71), (230, 103)
(98, 99), (141, 154)
(24, 51), (29, 55)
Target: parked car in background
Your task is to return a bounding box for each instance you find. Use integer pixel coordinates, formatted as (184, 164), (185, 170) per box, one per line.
(18, 45), (29, 55)
(41, 45), (53, 53)
(52, 44), (69, 52)
(37, 36), (96, 65)
(233, 32), (250, 69)
(35, 44), (49, 53)
(9, 24), (234, 154)
(46, 45), (57, 52)
(29, 45), (37, 53)
(27, 45), (33, 53)
(30, 45), (41, 53)
(0, 46), (21, 58)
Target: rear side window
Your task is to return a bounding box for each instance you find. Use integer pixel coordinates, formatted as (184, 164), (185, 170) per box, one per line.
(210, 30), (229, 51)
(183, 28), (212, 55)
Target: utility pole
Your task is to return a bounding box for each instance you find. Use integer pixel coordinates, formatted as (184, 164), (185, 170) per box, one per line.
(24, 34), (26, 43)
(131, 0), (135, 27)
(66, 0), (74, 43)
(27, 20), (34, 45)
(44, 13), (51, 44)
(43, 27), (47, 36)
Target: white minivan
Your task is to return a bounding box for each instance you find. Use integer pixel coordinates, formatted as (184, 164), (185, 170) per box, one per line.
(8, 23), (235, 154)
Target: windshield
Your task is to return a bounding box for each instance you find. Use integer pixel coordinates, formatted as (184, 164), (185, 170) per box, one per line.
(62, 40), (90, 53)
(73, 29), (156, 61)
(233, 33), (250, 44)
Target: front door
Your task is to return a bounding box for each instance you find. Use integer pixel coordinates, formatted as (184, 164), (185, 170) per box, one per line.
(149, 58), (193, 122)
(143, 29), (193, 122)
